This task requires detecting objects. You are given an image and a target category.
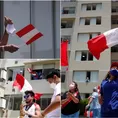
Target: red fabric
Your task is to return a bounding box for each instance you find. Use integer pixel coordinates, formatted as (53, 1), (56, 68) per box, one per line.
(34, 93), (43, 100)
(16, 24), (35, 37)
(61, 41), (68, 66)
(13, 74), (24, 90)
(87, 34), (109, 60)
(84, 110), (93, 117)
(26, 32), (43, 45)
(110, 62), (118, 69)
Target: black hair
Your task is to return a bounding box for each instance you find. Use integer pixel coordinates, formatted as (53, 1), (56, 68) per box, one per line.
(25, 90), (35, 97)
(46, 69), (60, 79)
(69, 81), (79, 93)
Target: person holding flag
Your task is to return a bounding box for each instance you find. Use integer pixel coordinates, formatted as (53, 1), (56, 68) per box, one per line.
(12, 74), (42, 118)
(61, 81), (81, 118)
(20, 90), (41, 118)
(0, 16), (19, 53)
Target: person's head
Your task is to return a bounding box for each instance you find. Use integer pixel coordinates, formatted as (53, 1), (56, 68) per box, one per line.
(104, 62), (118, 80)
(69, 81), (79, 93)
(24, 90), (35, 104)
(93, 87), (97, 92)
(109, 68), (118, 79)
(46, 69), (60, 89)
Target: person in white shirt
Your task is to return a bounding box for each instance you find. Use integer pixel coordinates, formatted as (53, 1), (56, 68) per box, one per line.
(40, 69), (61, 118)
(22, 90), (41, 118)
(86, 87), (101, 118)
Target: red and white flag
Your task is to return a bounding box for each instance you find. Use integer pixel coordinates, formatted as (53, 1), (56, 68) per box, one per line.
(87, 28), (118, 60)
(27, 68), (38, 77)
(13, 74), (33, 92)
(16, 24), (43, 45)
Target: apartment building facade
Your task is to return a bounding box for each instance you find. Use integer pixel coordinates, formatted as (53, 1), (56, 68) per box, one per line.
(0, 59), (59, 118)
(0, 1), (60, 59)
(61, 0), (118, 98)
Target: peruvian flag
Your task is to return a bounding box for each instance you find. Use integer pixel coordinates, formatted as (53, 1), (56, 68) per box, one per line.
(16, 24), (43, 45)
(13, 74), (32, 92)
(61, 41), (68, 66)
(27, 68), (37, 76)
(87, 28), (118, 60)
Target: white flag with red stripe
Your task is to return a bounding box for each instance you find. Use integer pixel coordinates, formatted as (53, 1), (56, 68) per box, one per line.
(87, 28), (118, 60)
(13, 74), (33, 92)
(16, 24), (43, 45)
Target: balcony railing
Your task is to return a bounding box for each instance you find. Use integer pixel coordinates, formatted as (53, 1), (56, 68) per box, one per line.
(62, 10), (75, 14)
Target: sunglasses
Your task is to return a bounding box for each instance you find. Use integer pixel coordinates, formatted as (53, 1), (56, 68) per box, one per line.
(24, 94), (31, 99)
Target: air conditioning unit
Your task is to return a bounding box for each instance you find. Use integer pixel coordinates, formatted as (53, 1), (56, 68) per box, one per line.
(0, 97), (6, 109)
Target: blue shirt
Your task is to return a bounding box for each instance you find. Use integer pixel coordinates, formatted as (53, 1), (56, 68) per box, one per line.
(101, 78), (118, 115)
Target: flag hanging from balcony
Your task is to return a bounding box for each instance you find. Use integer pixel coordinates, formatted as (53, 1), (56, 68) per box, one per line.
(13, 74), (33, 92)
(87, 28), (118, 60)
(61, 41), (68, 66)
(16, 24), (43, 45)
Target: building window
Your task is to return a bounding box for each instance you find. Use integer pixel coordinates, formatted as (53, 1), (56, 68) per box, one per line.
(111, 45), (118, 52)
(85, 18), (90, 25)
(82, 3), (102, 11)
(92, 4), (96, 10)
(62, 7), (75, 14)
(96, 17), (101, 25)
(7, 68), (24, 81)
(81, 52), (87, 61)
(61, 35), (71, 44)
(80, 17), (101, 25)
(77, 33), (100, 42)
(86, 5), (91, 10)
(73, 71), (98, 82)
(111, 16), (118, 25)
(75, 51), (94, 61)
(112, 7), (118, 12)
(31, 68), (54, 80)
(5, 95), (22, 110)
(61, 21), (73, 28)
(36, 96), (51, 110)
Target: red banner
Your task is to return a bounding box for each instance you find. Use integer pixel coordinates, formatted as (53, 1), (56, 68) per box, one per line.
(61, 41), (68, 66)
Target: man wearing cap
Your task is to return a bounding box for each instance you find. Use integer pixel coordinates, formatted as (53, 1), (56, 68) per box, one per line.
(0, 16), (19, 53)
(39, 69), (61, 118)
(21, 90), (41, 118)
(86, 87), (101, 118)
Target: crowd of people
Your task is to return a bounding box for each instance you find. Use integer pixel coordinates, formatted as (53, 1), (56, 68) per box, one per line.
(61, 62), (118, 118)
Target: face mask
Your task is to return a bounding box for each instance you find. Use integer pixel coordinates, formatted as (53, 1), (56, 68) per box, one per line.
(110, 69), (118, 76)
(69, 84), (75, 90)
(50, 83), (56, 89)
